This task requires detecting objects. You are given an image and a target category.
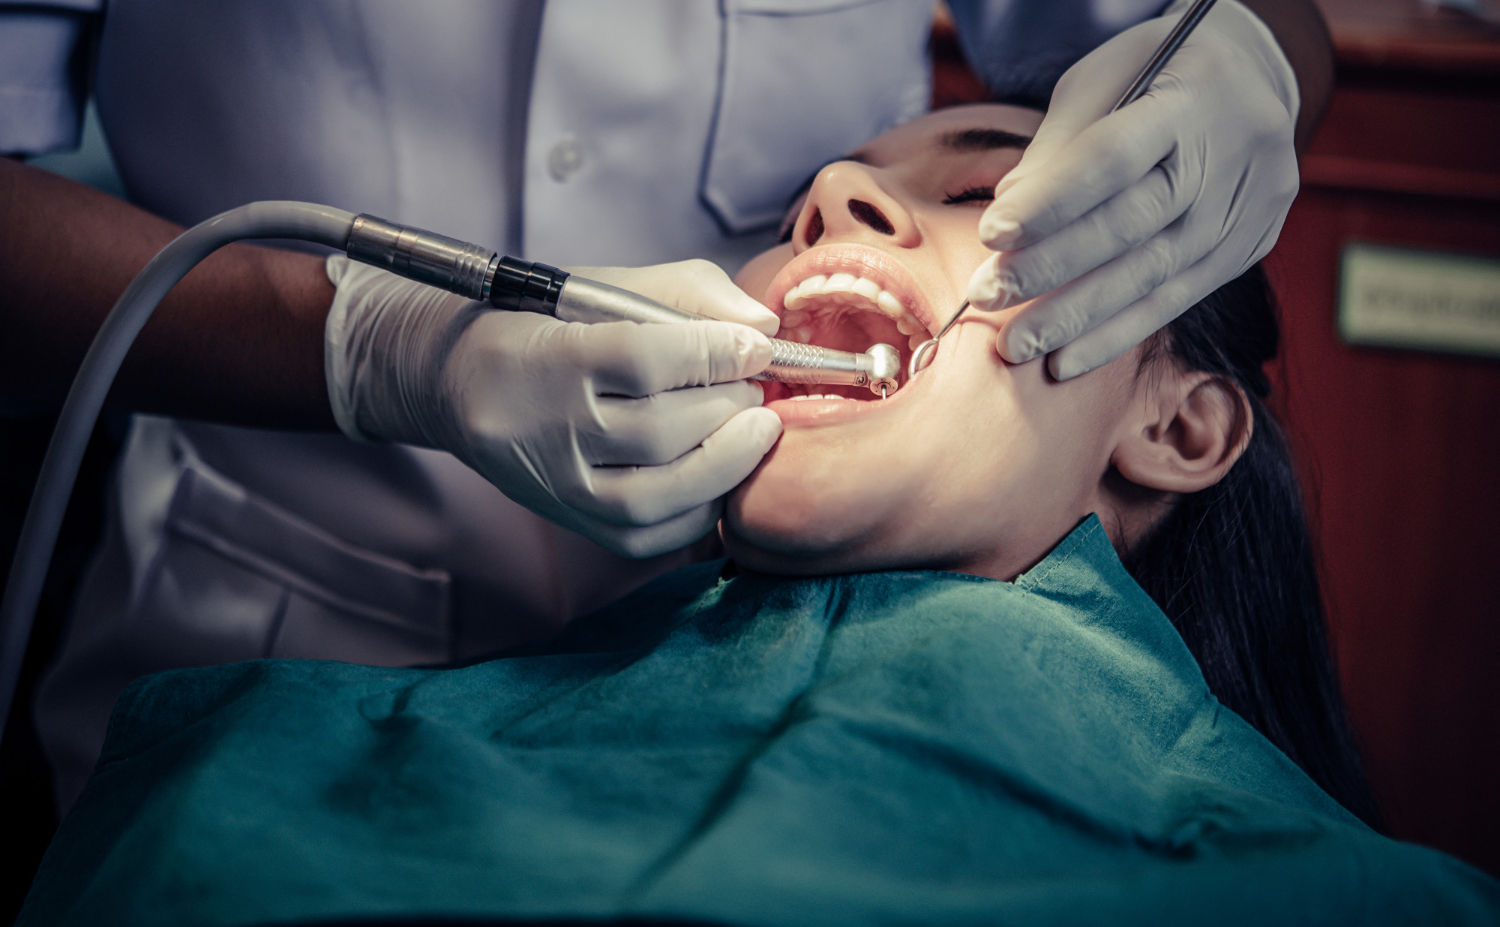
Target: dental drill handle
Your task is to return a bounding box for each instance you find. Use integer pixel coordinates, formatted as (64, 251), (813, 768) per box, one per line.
(343, 214), (900, 394)
(551, 275), (895, 393)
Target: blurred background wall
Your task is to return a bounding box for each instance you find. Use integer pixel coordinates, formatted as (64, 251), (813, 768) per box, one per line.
(1272, 0), (1500, 878)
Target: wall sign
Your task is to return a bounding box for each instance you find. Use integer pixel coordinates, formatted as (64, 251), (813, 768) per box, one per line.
(1339, 243), (1500, 359)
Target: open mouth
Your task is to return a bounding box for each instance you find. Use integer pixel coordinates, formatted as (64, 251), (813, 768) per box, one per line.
(761, 245), (937, 403)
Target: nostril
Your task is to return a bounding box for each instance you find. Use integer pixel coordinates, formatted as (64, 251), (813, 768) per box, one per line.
(848, 199), (894, 236)
(804, 208), (825, 247)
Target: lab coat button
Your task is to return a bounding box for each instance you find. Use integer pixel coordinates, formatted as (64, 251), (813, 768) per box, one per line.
(547, 136), (584, 182)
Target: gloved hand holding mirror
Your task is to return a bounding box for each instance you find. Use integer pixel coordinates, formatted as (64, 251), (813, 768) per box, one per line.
(963, 0), (1301, 380)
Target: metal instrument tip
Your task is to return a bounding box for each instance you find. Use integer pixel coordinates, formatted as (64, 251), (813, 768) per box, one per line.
(908, 300), (970, 379)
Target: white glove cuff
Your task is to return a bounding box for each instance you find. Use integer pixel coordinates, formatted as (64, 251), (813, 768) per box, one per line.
(323, 254), (475, 449)
(1164, 0), (1300, 122)
(324, 254), (371, 442)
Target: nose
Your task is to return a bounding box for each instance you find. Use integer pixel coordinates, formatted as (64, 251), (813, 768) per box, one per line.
(793, 162), (919, 253)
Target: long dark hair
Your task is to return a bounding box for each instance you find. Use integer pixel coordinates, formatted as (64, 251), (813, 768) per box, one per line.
(1121, 264), (1382, 829)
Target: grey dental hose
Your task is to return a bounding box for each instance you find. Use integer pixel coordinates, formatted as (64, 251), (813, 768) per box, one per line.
(0, 202), (902, 742)
(0, 202), (356, 742)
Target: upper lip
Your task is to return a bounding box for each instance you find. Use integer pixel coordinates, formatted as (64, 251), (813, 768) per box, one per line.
(762, 244), (939, 335)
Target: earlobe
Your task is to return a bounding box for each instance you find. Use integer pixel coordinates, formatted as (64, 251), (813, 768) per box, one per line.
(1113, 371), (1253, 494)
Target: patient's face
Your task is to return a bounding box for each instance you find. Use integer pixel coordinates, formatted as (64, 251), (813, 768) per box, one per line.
(724, 105), (1147, 580)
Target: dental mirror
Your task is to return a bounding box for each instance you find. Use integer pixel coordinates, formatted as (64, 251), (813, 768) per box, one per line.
(907, 300), (968, 380)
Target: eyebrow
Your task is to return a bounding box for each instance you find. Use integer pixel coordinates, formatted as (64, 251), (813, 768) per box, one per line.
(939, 128), (1034, 153)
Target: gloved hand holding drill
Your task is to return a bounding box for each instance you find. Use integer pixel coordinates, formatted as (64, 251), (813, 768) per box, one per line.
(325, 256), (783, 558)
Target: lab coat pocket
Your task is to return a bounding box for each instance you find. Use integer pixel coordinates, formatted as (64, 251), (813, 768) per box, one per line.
(132, 463), (453, 669)
(700, 0), (933, 234)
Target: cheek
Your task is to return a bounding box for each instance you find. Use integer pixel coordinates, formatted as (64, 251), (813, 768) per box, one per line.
(724, 333), (1020, 572)
(725, 417), (924, 571)
(920, 216), (995, 299)
(723, 327), (1139, 578)
(733, 244), (794, 305)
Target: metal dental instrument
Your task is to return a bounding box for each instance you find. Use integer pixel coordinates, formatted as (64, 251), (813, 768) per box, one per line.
(345, 215), (903, 398)
(907, 300), (967, 380)
(1111, 0), (1219, 113)
(906, 0), (1219, 381)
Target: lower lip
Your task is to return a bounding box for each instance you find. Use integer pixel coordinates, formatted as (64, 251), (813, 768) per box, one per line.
(765, 393), (898, 426)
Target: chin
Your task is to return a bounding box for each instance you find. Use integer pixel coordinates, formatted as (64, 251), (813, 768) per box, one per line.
(721, 457), (877, 575)
(724, 456), (948, 578)
(722, 482), (840, 576)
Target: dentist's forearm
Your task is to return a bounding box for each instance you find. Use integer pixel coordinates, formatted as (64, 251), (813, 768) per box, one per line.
(0, 156), (337, 429)
(1234, 0), (1335, 152)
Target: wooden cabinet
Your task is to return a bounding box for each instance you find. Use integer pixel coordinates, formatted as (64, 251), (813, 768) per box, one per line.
(1275, 0), (1500, 876)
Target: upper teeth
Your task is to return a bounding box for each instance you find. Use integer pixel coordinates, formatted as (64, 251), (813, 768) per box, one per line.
(783, 273), (925, 336)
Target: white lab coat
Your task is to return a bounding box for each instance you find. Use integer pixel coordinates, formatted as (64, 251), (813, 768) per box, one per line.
(0, 0), (1165, 810)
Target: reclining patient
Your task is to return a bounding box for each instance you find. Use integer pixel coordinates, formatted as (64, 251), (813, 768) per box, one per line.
(20, 106), (1500, 925)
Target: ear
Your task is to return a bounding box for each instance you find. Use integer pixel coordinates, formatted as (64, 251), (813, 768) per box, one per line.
(1112, 370), (1253, 494)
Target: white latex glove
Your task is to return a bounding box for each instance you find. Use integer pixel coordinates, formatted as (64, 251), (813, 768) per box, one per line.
(966, 0), (1300, 379)
(325, 256), (783, 559)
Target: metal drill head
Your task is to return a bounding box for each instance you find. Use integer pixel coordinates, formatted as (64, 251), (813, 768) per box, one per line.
(866, 343), (901, 397)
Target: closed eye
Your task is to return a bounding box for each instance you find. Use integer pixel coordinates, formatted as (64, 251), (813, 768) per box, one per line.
(942, 185), (994, 206)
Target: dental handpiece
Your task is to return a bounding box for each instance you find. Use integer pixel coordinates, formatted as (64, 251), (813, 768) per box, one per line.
(344, 215), (902, 396)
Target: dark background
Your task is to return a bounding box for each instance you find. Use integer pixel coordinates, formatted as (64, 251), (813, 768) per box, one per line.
(1271, 0), (1500, 876)
(4, 0), (1500, 919)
